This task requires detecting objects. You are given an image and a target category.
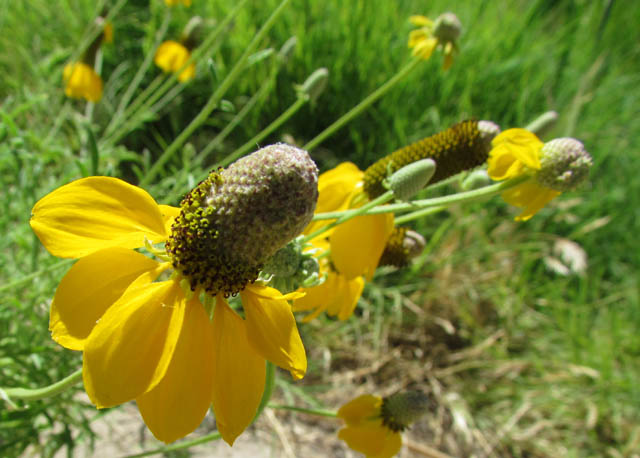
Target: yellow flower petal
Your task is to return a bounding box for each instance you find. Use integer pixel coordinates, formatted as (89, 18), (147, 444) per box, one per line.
(30, 177), (167, 258)
(154, 40), (195, 82)
(409, 15), (433, 27)
(49, 248), (161, 351)
(411, 37), (438, 60)
(211, 297), (266, 446)
(241, 285), (307, 380)
(338, 425), (402, 458)
(137, 295), (214, 444)
(63, 62), (103, 102)
(159, 204), (181, 234)
(488, 129), (544, 180)
(330, 213), (394, 280)
(501, 180), (560, 221)
(303, 162), (363, 238)
(83, 281), (186, 408)
(338, 394), (382, 426)
(334, 275), (364, 320)
(294, 272), (364, 322)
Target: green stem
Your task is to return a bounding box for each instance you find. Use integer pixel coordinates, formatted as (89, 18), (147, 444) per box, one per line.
(394, 205), (446, 225)
(140, 0), (292, 187)
(1, 369), (82, 402)
(301, 190), (395, 243)
(254, 362), (276, 421)
(268, 404), (337, 418)
(311, 175), (530, 221)
(217, 94), (309, 169)
(126, 432), (222, 458)
(302, 57), (421, 152)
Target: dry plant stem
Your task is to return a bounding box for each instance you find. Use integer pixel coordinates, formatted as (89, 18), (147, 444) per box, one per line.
(268, 404), (338, 418)
(104, 0), (249, 145)
(140, 0), (293, 187)
(303, 57), (421, 152)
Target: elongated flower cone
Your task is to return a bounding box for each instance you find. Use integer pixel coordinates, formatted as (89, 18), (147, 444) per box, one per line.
(167, 143), (319, 295)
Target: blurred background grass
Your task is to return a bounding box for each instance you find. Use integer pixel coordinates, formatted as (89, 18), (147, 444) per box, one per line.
(1, 0), (639, 456)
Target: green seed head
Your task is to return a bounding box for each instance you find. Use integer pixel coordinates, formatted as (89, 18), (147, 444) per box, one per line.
(434, 12), (462, 44)
(363, 120), (501, 199)
(166, 143), (318, 296)
(536, 138), (592, 192)
(381, 391), (430, 432)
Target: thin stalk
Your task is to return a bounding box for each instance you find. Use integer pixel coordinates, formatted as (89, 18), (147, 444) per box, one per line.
(394, 205), (447, 225)
(254, 362), (276, 421)
(301, 190), (395, 243)
(141, 0), (293, 186)
(1, 369), (82, 402)
(303, 57), (421, 152)
(311, 175), (530, 221)
(216, 94), (309, 169)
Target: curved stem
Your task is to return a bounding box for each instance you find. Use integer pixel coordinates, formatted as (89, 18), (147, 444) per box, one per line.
(303, 57), (421, 152)
(1, 369), (82, 402)
(254, 361), (276, 421)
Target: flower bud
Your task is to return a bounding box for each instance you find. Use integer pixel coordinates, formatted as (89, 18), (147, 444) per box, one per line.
(387, 159), (436, 200)
(381, 391), (430, 432)
(536, 138), (592, 192)
(167, 144), (318, 295)
(296, 67), (329, 103)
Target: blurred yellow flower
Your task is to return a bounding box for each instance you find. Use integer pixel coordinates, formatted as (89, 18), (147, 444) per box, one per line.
(294, 163), (393, 321)
(337, 395), (402, 458)
(487, 129), (560, 221)
(154, 40), (196, 82)
(408, 13), (461, 70)
(30, 176), (306, 445)
(62, 62), (103, 102)
(165, 0), (192, 6)
(103, 21), (114, 44)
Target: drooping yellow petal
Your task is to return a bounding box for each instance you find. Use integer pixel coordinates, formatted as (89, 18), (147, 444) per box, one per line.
(488, 129), (544, 180)
(303, 162), (363, 237)
(409, 15), (433, 27)
(211, 297), (266, 446)
(410, 37), (438, 60)
(241, 285), (307, 380)
(334, 275), (364, 320)
(83, 281), (186, 408)
(338, 425), (402, 458)
(337, 394), (382, 426)
(49, 248), (161, 351)
(330, 213), (394, 280)
(137, 295), (214, 444)
(501, 180), (560, 221)
(30, 177), (168, 258)
(294, 272), (364, 322)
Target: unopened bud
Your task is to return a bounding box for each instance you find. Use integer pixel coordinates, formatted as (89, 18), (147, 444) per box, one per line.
(279, 36), (298, 62)
(460, 169), (491, 191)
(537, 138), (592, 192)
(296, 68), (329, 103)
(388, 159), (436, 200)
(181, 16), (203, 49)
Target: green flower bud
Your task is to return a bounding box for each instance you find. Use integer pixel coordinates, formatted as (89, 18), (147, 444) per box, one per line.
(166, 144), (318, 295)
(296, 67), (329, 103)
(434, 12), (462, 44)
(536, 138), (592, 192)
(460, 169), (491, 191)
(381, 391), (430, 432)
(387, 159), (436, 200)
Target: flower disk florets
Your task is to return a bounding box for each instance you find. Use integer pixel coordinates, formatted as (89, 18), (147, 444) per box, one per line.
(536, 138), (592, 192)
(166, 143), (318, 296)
